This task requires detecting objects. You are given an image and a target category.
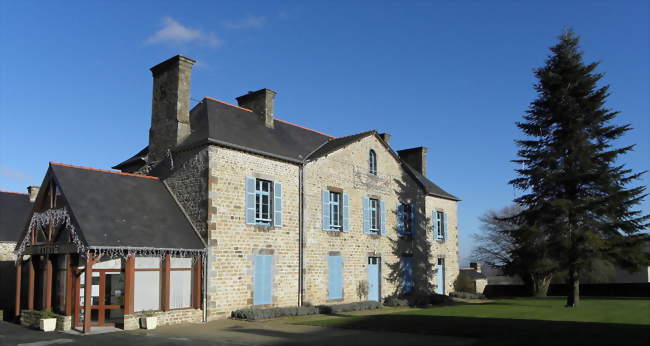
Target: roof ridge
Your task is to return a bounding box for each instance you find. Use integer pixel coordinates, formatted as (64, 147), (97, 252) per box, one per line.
(204, 96), (253, 113)
(274, 118), (335, 138)
(49, 162), (160, 180)
(329, 129), (375, 142)
(0, 190), (29, 195)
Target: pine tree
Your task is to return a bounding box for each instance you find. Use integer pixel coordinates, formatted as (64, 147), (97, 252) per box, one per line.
(510, 29), (649, 307)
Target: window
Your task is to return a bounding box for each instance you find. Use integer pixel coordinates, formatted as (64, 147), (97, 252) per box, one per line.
(398, 203), (413, 236)
(435, 211), (445, 240)
(255, 179), (272, 225)
(369, 150), (377, 175)
(254, 254), (273, 305)
(401, 256), (413, 293)
(328, 255), (343, 300)
(170, 257), (193, 309)
(369, 198), (380, 233)
(246, 177), (283, 227)
(329, 191), (342, 230)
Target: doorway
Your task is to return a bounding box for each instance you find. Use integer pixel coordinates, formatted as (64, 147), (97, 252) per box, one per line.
(74, 269), (124, 328)
(367, 257), (381, 301)
(435, 258), (445, 295)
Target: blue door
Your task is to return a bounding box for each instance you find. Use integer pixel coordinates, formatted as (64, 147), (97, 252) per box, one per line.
(367, 257), (380, 301)
(254, 254), (272, 305)
(435, 258), (445, 295)
(328, 255), (343, 300)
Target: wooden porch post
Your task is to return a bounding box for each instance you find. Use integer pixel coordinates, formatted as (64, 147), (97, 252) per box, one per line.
(27, 257), (34, 310)
(65, 254), (74, 316)
(124, 256), (135, 315)
(192, 256), (202, 309)
(83, 252), (94, 333)
(15, 258), (22, 318)
(162, 254), (171, 311)
(44, 255), (53, 311)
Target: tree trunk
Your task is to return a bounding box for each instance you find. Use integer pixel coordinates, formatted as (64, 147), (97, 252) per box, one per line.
(565, 266), (580, 307)
(531, 273), (552, 297)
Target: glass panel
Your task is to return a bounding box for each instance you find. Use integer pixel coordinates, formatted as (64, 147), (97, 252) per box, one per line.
(104, 272), (124, 306)
(171, 257), (193, 268)
(92, 273), (100, 306)
(135, 257), (160, 269)
(94, 258), (122, 269)
(104, 308), (123, 324)
(170, 270), (192, 309)
(134, 271), (160, 312)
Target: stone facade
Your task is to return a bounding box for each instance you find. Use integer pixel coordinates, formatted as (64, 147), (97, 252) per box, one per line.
(205, 146), (301, 318)
(19, 310), (70, 331)
(187, 134), (458, 319)
(0, 241), (16, 261)
(123, 309), (203, 330)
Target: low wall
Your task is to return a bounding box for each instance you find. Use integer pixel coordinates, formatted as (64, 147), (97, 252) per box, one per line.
(123, 309), (203, 330)
(484, 283), (650, 298)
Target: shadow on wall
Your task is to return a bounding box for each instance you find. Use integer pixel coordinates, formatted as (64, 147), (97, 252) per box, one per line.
(384, 170), (436, 299)
(0, 260), (16, 320)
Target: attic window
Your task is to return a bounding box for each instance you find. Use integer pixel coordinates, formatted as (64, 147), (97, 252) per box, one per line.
(369, 150), (377, 175)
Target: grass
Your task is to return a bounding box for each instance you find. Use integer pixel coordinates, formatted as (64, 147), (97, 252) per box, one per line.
(295, 298), (650, 345)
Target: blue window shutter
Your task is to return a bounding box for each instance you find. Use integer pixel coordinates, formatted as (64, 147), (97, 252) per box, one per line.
(402, 257), (413, 293)
(328, 255), (343, 299)
(410, 203), (417, 237)
(273, 182), (282, 227)
(380, 200), (386, 236)
(254, 254), (272, 305)
(396, 203), (404, 236)
(322, 190), (330, 231)
(363, 196), (370, 234)
(245, 177), (256, 225)
(432, 211), (438, 240)
(342, 193), (350, 232)
(443, 212), (448, 240)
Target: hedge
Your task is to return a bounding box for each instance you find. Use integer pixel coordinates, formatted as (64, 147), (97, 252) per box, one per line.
(231, 301), (383, 320)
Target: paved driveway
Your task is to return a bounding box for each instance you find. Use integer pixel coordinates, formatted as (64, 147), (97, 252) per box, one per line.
(0, 318), (475, 346)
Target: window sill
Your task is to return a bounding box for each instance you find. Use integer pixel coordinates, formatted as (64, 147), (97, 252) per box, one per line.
(398, 234), (413, 240)
(326, 298), (344, 302)
(248, 224), (275, 231)
(436, 238), (446, 243)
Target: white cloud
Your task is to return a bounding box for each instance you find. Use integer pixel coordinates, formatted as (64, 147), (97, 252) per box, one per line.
(147, 17), (221, 47)
(0, 165), (34, 183)
(222, 16), (265, 29)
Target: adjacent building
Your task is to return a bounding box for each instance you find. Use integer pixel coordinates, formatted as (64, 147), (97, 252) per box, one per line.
(7, 55), (460, 331)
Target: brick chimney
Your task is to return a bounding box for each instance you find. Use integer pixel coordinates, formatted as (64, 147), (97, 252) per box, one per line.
(378, 133), (391, 145)
(397, 147), (428, 176)
(27, 186), (39, 202)
(148, 55), (196, 163)
(236, 88), (276, 128)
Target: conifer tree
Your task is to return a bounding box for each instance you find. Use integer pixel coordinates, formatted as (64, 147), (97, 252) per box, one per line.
(511, 29), (649, 307)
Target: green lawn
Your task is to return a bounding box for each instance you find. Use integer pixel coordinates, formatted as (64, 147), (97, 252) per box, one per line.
(295, 298), (650, 345)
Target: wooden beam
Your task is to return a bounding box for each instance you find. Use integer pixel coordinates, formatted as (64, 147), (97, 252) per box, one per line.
(192, 256), (202, 309)
(162, 254), (171, 311)
(27, 258), (34, 310)
(15, 258), (22, 318)
(124, 256), (135, 315)
(83, 252), (94, 333)
(65, 254), (74, 316)
(44, 256), (53, 311)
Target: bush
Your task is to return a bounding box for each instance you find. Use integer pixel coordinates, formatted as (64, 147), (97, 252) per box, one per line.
(383, 293), (454, 307)
(231, 306), (319, 320)
(450, 291), (486, 299)
(383, 296), (409, 307)
(318, 301), (383, 314)
(453, 272), (476, 293)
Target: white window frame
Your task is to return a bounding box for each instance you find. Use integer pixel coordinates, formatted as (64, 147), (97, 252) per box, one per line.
(369, 198), (380, 233)
(402, 203), (413, 235)
(329, 191), (342, 230)
(255, 179), (272, 225)
(369, 150), (377, 175)
(436, 211), (444, 239)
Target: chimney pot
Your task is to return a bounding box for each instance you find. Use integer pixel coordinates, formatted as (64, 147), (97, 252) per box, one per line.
(378, 133), (391, 145)
(236, 88), (277, 128)
(27, 186), (40, 202)
(148, 55), (196, 163)
(397, 146), (428, 176)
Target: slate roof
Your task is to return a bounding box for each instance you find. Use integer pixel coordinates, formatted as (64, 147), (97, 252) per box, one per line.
(49, 163), (204, 249)
(460, 269), (488, 280)
(114, 96), (459, 201)
(0, 192), (32, 242)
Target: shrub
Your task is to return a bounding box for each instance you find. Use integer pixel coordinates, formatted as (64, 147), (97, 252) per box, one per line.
(317, 301), (383, 314)
(453, 272), (476, 293)
(231, 306), (319, 320)
(383, 295), (409, 307)
(450, 291), (486, 299)
(32, 310), (60, 319)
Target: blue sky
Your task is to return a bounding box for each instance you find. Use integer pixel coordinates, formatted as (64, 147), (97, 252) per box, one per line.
(1, 1), (648, 264)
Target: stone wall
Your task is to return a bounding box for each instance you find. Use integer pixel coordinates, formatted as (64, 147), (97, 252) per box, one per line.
(302, 135), (459, 304)
(19, 310), (69, 330)
(0, 241), (16, 261)
(425, 195), (460, 295)
(123, 309), (203, 330)
(0, 241), (16, 317)
(206, 146), (300, 319)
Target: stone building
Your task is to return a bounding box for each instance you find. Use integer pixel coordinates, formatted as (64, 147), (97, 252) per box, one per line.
(7, 54), (460, 328)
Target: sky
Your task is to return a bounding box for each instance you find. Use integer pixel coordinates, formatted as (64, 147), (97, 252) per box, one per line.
(1, 1), (648, 264)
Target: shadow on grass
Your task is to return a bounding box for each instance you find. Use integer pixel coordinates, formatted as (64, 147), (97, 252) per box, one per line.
(302, 314), (650, 346)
